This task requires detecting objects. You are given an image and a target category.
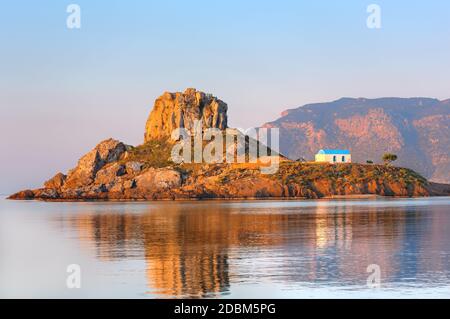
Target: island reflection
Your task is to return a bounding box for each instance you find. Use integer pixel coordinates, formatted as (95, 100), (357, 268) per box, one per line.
(62, 201), (450, 298)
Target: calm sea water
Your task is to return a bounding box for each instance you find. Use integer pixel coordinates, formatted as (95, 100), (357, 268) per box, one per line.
(1, 197), (449, 299)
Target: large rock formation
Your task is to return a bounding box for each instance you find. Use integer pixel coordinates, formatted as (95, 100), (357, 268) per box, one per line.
(144, 88), (228, 142)
(63, 138), (130, 189)
(7, 91), (450, 201)
(263, 97), (450, 183)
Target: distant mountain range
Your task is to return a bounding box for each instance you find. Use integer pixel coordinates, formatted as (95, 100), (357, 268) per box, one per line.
(263, 97), (450, 183)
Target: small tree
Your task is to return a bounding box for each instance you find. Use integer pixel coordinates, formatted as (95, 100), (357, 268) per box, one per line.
(382, 153), (398, 165)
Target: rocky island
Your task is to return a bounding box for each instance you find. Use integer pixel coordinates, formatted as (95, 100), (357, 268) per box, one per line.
(8, 89), (450, 201)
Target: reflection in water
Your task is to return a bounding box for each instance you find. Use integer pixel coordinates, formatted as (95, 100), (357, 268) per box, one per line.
(58, 200), (450, 298)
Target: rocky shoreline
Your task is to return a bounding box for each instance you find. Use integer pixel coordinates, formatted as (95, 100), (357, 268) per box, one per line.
(8, 89), (450, 201)
(8, 138), (450, 201)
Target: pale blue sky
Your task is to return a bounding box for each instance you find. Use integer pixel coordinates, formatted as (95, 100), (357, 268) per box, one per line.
(1, 0), (450, 193)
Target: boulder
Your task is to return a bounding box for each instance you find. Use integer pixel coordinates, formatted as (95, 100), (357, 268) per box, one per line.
(154, 169), (182, 189)
(34, 188), (59, 199)
(44, 173), (67, 189)
(124, 179), (137, 189)
(63, 139), (129, 189)
(135, 168), (182, 191)
(125, 161), (143, 175)
(8, 189), (35, 200)
(144, 88), (228, 142)
(94, 163), (126, 185)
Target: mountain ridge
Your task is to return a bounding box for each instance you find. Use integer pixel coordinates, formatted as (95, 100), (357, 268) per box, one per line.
(263, 97), (450, 183)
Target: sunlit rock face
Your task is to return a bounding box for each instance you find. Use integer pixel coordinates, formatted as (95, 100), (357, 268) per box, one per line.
(63, 139), (130, 189)
(144, 88), (228, 142)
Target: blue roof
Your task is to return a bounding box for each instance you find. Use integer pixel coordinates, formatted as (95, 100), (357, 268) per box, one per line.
(318, 149), (350, 155)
